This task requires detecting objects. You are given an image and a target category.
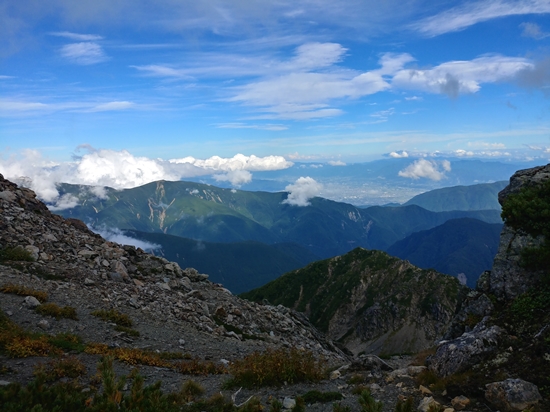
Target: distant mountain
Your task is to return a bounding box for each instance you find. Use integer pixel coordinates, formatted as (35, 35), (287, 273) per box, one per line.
(124, 230), (319, 294)
(241, 247), (465, 356)
(403, 181), (507, 212)
(387, 218), (503, 288)
(55, 180), (503, 259)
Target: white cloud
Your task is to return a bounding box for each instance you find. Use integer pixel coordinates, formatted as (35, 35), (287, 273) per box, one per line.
(213, 170), (252, 187)
(89, 101), (135, 112)
(389, 151), (409, 158)
(328, 160), (346, 166)
(282, 176), (323, 206)
(47, 194), (79, 211)
(88, 186), (109, 199)
(0, 148), (294, 206)
(392, 55), (532, 98)
(227, 49), (412, 119)
(90, 227), (160, 251)
(170, 153), (293, 171)
(60, 42), (108, 65)
(398, 159), (451, 181)
(412, 0), (550, 37)
(49, 31), (103, 41)
(455, 149), (474, 157)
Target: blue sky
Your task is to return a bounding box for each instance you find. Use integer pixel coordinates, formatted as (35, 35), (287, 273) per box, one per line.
(1, 0), (550, 205)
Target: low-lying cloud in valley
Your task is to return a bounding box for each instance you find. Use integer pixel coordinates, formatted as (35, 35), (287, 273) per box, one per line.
(90, 226), (160, 251)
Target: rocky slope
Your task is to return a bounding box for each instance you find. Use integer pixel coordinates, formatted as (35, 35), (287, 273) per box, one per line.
(0, 173), (455, 412)
(242, 248), (466, 357)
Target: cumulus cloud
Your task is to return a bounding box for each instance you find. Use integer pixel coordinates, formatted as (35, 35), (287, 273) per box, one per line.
(0, 148), (294, 207)
(60, 42), (108, 65)
(282, 176), (323, 207)
(398, 159), (451, 181)
(170, 153), (293, 172)
(90, 227), (160, 251)
(213, 170), (252, 187)
(455, 149), (474, 157)
(392, 55), (532, 98)
(389, 151), (409, 158)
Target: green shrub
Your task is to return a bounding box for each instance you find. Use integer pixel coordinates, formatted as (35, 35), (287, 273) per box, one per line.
(91, 309), (132, 327)
(394, 397), (414, 412)
(36, 303), (78, 320)
(0, 246), (34, 262)
(358, 390), (383, 412)
(225, 347), (326, 388)
(0, 284), (48, 302)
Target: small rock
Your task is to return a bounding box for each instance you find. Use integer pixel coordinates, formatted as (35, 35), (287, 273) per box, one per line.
(0, 380), (11, 386)
(156, 282), (171, 291)
(37, 319), (50, 330)
(417, 397), (441, 412)
(283, 397), (296, 409)
(110, 272), (124, 282)
(178, 339), (185, 345)
(24, 296), (41, 308)
(84, 278), (95, 286)
(419, 385), (432, 395)
(330, 370), (341, 380)
(25, 245), (39, 260)
(451, 395), (470, 410)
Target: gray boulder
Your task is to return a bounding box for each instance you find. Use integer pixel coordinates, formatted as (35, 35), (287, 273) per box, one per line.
(427, 317), (502, 377)
(485, 378), (542, 411)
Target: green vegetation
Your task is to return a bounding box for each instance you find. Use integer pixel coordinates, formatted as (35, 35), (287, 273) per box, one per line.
(0, 246), (35, 263)
(224, 347), (326, 388)
(36, 303), (78, 320)
(0, 283), (48, 302)
(501, 178), (550, 269)
(357, 390), (383, 412)
(91, 309), (133, 327)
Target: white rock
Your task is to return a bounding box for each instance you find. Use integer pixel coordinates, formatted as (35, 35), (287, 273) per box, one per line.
(330, 370), (341, 380)
(283, 398), (296, 409)
(24, 296), (41, 308)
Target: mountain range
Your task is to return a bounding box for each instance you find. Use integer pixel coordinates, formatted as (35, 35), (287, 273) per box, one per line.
(54, 179), (505, 292)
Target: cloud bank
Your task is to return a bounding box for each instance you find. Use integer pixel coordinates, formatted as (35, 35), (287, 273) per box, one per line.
(398, 159), (451, 181)
(0, 148), (293, 207)
(282, 176), (323, 206)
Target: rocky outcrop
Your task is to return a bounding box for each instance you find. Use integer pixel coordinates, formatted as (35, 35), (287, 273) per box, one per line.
(427, 318), (502, 377)
(243, 248), (466, 356)
(487, 164), (550, 301)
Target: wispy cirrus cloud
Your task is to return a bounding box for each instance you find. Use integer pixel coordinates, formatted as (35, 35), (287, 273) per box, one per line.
(49, 31), (103, 41)
(216, 122), (288, 131)
(60, 42), (108, 65)
(0, 99), (137, 115)
(412, 0), (550, 37)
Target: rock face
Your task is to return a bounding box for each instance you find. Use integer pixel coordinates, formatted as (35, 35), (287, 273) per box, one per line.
(488, 164), (550, 301)
(485, 379), (542, 412)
